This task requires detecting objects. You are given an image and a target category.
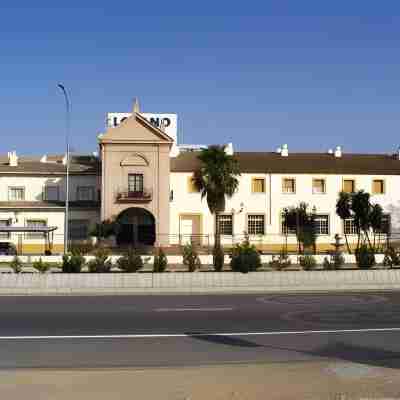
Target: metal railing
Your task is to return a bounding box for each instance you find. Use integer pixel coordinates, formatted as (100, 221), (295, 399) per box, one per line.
(115, 188), (152, 203)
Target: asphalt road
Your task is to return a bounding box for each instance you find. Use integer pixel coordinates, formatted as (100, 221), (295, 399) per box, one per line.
(1, 292), (400, 369)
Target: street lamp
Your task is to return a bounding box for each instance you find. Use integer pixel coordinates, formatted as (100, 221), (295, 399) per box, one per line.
(57, 84), (70, 254)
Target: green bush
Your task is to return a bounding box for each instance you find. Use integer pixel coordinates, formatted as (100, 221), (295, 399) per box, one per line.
(182, 243), (201, 272)
(153, 248), (168, 273)
(230, 239), (261, 273)
(62, 253), (85, 273)
(87, 248), (112, 273)
(269, 249), (291, 271)
(299, 254), (317, 270)
(356, 245), (376, 269)
(213, 245), (225, 272)
(69, 243), (93, 256)
(33, 258), (51, 274)
(382, 247), (400, 268)
(10, 256), (23, 273)
(117, 247), (143, 272)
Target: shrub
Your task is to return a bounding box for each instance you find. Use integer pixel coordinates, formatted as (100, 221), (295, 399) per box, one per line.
(10, 256), (23, 273)
(299, 254), (317, 270)
(153, 248), (168, 273)
(323, 257), (333, 270)
(182, 243), (201, 272)
(62, 253), (85, 273)
(33, 258), (51, 274)
(117, 247), (143, 272)
(87, 248), (112, 273)
(69, 243), (93, 256)
(213, 245), (225, 272)
(382, 247), (400, 268)
(269, 249), (291, 271)
(356, 245), (376, 269)
(230, 239), (261, 273)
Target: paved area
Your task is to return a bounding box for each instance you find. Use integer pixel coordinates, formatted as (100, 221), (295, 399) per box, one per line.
(2, 362), (400, 399)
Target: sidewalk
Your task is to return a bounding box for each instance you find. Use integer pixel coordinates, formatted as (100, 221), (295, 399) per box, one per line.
(1, 361), (400, 399)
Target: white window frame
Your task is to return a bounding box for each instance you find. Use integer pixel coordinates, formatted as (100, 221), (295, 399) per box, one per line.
(216, 214), (233, 236)
(247, 214), (265, 235)
(314, 214), (329, 235)
(8, 187), (25, 201)
(343, 218), (358, 235)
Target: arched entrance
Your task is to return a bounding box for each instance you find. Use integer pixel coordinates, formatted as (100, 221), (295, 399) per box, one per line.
(116, 208), (156, 247)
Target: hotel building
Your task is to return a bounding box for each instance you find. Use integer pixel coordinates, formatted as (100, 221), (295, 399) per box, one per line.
(0, 101), (399, 254)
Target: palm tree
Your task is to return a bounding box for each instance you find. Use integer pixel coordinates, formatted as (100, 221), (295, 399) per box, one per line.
(192, 145), (240, 262)
(336, 192), (352, 254)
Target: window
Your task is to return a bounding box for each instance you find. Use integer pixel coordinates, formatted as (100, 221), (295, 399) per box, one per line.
(8, 187), (25, 201)
(44, 186), (59, 201)
(187, 176), (199, 193)
(69, 220), (89, 240)
(0, 220), (10, 239)
(372, 179), (385, 194)
(314, 215), (329, 235)
(313, 179), (326, 194)
(128, 174), (144, 193)
(252, 178), (265, 193)
(217, 214), (233, 236)
(247, 215), (265, 235)
(344, 218), (358, 235)
(343, 179), (355, 193)
(26, 219), (46, 239)
(282, 178), (295, 194)
(77, 186), (95, 201)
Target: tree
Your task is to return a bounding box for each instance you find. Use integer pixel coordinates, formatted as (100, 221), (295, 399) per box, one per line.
(336, 192), (352, 254)
(336, 190), (385, 253)
(282, 202), (316, 254)
(192, 145), (240, 264)
(370, 203), (384, 249)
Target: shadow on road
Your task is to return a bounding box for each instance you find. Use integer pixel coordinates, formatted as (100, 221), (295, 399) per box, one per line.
(185, 333), (263, 348)
(186, 333), (400, 369)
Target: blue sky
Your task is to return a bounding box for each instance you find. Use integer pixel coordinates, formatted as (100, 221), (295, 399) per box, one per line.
(2, 1), (400, 155)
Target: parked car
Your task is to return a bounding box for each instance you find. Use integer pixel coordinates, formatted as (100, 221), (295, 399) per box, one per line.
(0, 242), (17, 255)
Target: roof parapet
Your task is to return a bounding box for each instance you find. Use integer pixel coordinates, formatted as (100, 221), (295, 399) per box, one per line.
(334, 146), (342, 158)
(7, 151), (18, 167)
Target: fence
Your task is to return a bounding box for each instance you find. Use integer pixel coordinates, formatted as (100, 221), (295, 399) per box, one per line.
(2, 232), (397, 256)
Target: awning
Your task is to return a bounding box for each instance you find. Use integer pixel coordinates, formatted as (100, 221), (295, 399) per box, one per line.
(0, 226), (58, 233)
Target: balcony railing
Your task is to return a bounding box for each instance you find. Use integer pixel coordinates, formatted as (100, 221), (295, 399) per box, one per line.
(115, 188), (153, 203)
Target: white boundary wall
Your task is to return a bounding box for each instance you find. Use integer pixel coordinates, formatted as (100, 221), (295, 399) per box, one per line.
(0, 270), (399, 294)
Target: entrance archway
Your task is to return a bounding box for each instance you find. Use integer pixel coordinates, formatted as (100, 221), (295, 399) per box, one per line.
(116, 208), (156, 247)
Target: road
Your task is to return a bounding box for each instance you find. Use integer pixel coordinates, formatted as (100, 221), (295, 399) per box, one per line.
(1, 292), (400, 369)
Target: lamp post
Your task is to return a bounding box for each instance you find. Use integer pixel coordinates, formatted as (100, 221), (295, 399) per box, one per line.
(57, 84), (70, 254)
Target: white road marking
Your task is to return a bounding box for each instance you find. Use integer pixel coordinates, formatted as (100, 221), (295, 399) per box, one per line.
(155, 307), (234, 312)
(1, 327), (400, 340)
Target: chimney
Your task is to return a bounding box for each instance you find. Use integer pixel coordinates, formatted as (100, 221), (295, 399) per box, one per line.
(8, 151), (18, 167)
(334, 146), (342, 158)
(281, 144), (289, 157)
(225, 142), (234, 155)
(40, 154), (47, 163)
(133, 98), (140, 113)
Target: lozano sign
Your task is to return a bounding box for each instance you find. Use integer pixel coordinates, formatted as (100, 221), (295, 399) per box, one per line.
(106, 112), (178, 143)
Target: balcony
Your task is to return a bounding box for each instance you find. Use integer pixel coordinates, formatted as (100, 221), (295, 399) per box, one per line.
(115, 188), (153, 203)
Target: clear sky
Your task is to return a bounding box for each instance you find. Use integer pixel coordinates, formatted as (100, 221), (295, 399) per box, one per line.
(2, 1), (400, 155)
